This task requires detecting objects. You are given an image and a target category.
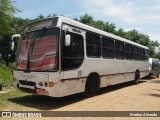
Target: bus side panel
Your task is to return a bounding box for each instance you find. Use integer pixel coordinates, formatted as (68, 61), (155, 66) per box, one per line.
(101, 72), (135, 87)
(56, 78), (86, 97)
(84, 58), (149, 87)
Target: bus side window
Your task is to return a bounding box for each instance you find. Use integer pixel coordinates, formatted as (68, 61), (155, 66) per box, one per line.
(62, 31), (84, 70)
(142, 49), (146, 60)
(134, 46), (139, 61)
(115, 41), (125, 59)
(140, 48), (145, 61)
(102, 37), (115, 58)
(125, 43), (133, 60)
(86, 32), (101, 58)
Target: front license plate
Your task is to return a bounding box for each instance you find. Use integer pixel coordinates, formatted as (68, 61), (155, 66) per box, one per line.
(36, 88), (45, 94)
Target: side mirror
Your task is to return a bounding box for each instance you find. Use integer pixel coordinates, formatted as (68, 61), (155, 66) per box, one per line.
(11, 42), (15, 51)
(65, 34), (71, 46)
(11, 34), (20, 51)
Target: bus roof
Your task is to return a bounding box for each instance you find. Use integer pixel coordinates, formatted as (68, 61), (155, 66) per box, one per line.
(58, 16), (148, 50)
(25, 16), (148, 50)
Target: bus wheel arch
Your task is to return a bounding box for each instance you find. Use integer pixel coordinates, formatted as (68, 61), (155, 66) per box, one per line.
(83, 72), (100, 97)
(133, 70), (140, 84)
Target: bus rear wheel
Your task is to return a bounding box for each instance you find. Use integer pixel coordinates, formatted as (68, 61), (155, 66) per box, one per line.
(157, 74), (159, 78)
(133, 71), (140, 84)
(83, 73), (100, 97)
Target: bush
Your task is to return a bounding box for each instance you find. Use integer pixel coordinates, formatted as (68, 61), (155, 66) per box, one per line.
(0, 60), (12, 87)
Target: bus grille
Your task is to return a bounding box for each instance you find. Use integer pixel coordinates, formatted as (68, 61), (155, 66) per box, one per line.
(19, 80), (36, 86)
(20, 87), (36, 93)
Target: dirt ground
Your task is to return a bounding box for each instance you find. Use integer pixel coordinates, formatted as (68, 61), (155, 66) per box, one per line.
(0, 77), (160, 120)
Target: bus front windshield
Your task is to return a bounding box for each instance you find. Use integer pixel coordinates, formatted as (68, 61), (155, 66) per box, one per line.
(16, 28), (59, 71)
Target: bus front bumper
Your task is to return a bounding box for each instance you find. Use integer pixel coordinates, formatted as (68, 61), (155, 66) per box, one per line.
(12, 70), (60, 97)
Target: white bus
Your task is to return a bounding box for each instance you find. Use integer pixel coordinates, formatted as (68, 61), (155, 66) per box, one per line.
(13, 16), (149, 97)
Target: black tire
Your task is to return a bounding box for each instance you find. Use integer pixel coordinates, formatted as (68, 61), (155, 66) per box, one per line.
(149, 74), (152, 79)
(157, 74), (159, 78)
(83, 74), (100, 97)
(133, 71), (140, 84)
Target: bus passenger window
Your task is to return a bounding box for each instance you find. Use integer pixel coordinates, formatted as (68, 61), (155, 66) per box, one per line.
(102, 37), (115, 58)
(134, 46), (139, 60)
(140, 48), (145, 61)
(125, 43), (133, 60)
(115, 41), (125, 59)
(86, 32), (101, 57)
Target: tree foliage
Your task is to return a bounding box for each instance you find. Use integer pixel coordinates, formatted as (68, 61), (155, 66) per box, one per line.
(0, 0), (17, 36)
(78, 14), (116, 34)
(10, 17), (30, 33)
(0, 0), (19, 66)
(152, 40), (159, 47)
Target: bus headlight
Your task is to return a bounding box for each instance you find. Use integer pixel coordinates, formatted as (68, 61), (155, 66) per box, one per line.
(39, 82), (43, 86)
(38, 82), (54, 87)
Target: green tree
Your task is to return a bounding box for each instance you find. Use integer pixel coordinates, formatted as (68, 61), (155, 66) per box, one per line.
(0, 0), (17, 36)
(79, 14), (94, 25)
(78, 14), (116, 34)
(11, 17), (30, 33)
(152, 40), (159, 47)
(46, 13), (57, 18)
(116, 28), (126, 38)
(92, 20), (106, 31)
(125, 29), (140, 43)
(104, 22), (116, 34)
(154, 52), (160, 60)
(34, 14), (45, 21)
(137, 34), (150, 46)
(147, 43), (155, 57)
(0, 0), (18, 66)
(0, 34), (12, 66)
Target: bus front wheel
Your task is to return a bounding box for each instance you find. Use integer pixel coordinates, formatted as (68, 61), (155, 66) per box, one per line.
(83, 73), (100, 97)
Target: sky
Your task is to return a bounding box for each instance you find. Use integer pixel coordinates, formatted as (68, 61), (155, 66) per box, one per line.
(13, 0), (160, 41)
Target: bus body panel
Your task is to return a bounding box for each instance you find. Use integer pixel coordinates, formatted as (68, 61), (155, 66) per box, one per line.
(84, 58), (149, 76)
(84, 58), (149, 88)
